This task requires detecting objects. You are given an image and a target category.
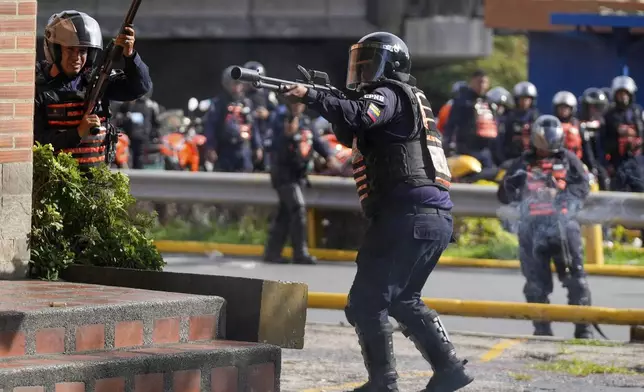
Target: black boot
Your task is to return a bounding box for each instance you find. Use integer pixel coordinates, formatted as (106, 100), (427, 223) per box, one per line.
(574, 324), (593, 339)
(564, 276), (593, 339)
(351, 328), (399, 392)
(293, 254), (317, 265)
(398, 309), (473, 392)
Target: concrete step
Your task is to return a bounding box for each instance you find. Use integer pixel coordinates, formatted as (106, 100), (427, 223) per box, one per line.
(0, 280), (226, 358)
(0, 340), (280, 391)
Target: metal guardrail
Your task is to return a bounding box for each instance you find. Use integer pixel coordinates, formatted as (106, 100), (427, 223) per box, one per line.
(121, 170), (644, 227)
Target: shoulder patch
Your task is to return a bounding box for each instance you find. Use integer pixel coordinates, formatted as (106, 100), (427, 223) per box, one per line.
(363, 93), (385, 104)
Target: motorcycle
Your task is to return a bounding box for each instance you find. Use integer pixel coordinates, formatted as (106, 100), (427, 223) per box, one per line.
(447, 154), (508, 185)
(158, 104), (205, 173)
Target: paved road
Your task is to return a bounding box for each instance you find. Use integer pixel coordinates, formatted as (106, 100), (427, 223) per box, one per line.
(163, 253), (644, 341)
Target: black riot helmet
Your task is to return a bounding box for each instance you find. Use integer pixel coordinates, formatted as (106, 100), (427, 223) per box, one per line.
(346, 32), (411, 91)
(243, 61), (266, 77)
(530, 115), (564, 154)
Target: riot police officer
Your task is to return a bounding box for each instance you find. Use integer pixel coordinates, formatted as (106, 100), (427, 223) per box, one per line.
(602, 76), (644, 193)
(578, 87), (610, 190)
(498, 115), (593, 338)
(34, 10), (152, 169)
(263, 102), (336, 265)
(443, 70), (498, 168)
(498, 81), (540, 163)
(487, 86), (514, 163)
(117, 94), (160, 169)
(282, 32), (473, 392)
(552, 91), (600, 177)
(243, 61), (278, 171)
(203, 66), (262, 172)
(436, 81), (467, 135)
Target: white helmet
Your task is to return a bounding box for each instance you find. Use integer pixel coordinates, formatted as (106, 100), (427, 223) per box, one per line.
(43, 10), (103, 66)
(552, 91), (578, 111)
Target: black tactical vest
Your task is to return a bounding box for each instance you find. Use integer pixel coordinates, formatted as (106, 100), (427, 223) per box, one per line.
(35, 65), (112, 170)
(351, 80), (452, 217)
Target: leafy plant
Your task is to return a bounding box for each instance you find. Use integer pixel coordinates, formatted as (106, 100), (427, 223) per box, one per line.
(30, 143), (165, 280)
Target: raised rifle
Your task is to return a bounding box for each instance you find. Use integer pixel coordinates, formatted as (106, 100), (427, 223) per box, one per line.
(231, 65), (347, 99)
(84, 0), (143, 164)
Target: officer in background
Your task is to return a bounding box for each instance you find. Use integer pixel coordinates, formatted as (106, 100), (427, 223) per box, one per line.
(498, 82), (540, 164)
(117, 93), (160, 169)
(282, 32), (473, 392)
(443, 69), (498, 168)
(498, 115), (593, 338)
(243, 61), (278, 171)
(578, 87), (610, 191)
(263, 102), (337, 265)
(203, 66), (262, 173)
(487, 86), (514, 164)
(551, 91), (600, 178)
(34, 10), (152, 170)
(602, 76), (644, 193)
(436, 80), (467, 134)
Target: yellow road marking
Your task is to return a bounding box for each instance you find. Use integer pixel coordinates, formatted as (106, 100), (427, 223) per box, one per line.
(479, 338), (525, 362)
(299, 338), (525, 392)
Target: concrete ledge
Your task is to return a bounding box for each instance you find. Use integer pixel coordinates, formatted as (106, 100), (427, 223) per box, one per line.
(60, 265), (308, 349)
(0, 340), (280, 391)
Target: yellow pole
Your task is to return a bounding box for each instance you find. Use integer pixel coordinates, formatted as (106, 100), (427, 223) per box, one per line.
(583, 181), (604, 265)
(307, 292), (644, 325)
(582, 224), (604, 265)
(307, 208), (317, 249)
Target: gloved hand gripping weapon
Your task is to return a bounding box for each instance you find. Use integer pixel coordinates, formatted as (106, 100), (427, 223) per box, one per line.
(84, 0), (143, 164)
(231, 65), (347, 99)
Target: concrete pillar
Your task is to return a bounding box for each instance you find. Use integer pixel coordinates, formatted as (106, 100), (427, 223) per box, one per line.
(366, 0), (405, 35)
(0, 0), (37, 279)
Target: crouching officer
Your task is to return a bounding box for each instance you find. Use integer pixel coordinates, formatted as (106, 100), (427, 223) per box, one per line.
(498, 115), (593, 338)
(34, 10), (152, 169)
(263, 102), (336, 265)
(282, 32), (473, 392)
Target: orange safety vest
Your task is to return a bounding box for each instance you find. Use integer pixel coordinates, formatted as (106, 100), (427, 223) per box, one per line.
(562, 122), (583, 159)
(618, 124), (642, 157)
(474, 99), (498, 139)
(436, 100), (452, 134)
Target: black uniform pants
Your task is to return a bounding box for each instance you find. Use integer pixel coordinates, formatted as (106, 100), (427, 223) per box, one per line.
(345, 207), (452, 341)
(264, 182), (309, 259)
(130, 136), (145, 169)
(518, 217), (591, 330)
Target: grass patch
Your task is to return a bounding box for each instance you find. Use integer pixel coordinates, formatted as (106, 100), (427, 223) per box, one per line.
(149, 219), (267, 245)
(508, 372), (533, 381)
(603, 246), (644, 266)
(562, 339), (623, 348)
(534, 358), (637, 377)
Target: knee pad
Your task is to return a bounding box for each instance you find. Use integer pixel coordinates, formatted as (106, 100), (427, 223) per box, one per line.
(524, 281), (548, 302)
(563, 276), (591, 305)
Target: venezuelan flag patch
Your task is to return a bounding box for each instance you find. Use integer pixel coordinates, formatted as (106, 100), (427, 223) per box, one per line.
(367, 103), (381, 122)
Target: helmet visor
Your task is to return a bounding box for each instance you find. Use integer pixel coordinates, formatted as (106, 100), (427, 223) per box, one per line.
(346, 43), (393, 90)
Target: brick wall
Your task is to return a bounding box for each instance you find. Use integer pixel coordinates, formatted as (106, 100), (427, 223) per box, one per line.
(0, 0), (36, 278)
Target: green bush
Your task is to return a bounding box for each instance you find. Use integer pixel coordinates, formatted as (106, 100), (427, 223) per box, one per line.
(31, 144), (165, 280)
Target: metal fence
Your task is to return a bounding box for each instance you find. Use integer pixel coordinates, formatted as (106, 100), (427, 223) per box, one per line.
(121, 170), (644, 228)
